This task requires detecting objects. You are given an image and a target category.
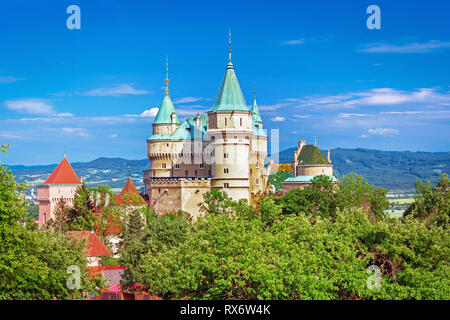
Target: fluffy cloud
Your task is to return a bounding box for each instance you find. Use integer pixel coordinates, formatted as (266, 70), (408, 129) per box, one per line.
(271, 116), (286, 122)
(5, 98), (55, 115)
(62, 127), (89, 137)
(141, 108), (159, 117)
(174, 97), (203, 104)
(367, 128), (399, 136)
(82, 84), (150, 96)
(110, 133), (118, 138)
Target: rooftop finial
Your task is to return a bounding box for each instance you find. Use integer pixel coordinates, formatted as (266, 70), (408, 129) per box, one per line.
(64, 146), (67, 158)
(164, 55), (170, 91)
(128, 167), (131, 178)
(253, 83), (256, 101)
(228, 29), (232, 63)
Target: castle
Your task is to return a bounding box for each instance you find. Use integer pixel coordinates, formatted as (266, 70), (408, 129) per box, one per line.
(143, 35), (270, 218)
(281, 139), (336, 193)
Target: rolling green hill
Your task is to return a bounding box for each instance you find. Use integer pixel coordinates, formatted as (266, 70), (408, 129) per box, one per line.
(273, 147), (449, 193)
(7, 148), (449, 194)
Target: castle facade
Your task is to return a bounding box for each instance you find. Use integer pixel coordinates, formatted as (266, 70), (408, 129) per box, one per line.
(143, 43), (269, 219)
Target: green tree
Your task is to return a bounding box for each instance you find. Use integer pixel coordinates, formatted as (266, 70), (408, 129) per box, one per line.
(404, 173), (449, 228)
(0, 146), (104, 299)
(67, 183), (96, 231)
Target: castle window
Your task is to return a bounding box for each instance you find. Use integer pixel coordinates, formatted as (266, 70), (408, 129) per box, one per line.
(256, 162), (260, 168)
(162, 163), (167, 169)
(250, 169), (253, 175)
(224, 153), (229, 159)
(195, 170), (198, 176)
(240, 118), (242, 126)
(256, 179), (260, 185)
(211, 136), (215, 142)
(185, 170), (188, 176)
(166, 143), (169, 147)
(175, 164), (180, 169)
(208, 170), (211, 175)
(224, 118), (227, 126)
(199, 163), (205, 169)
(223, 183), (229, 189)
(224, 168), (229, 174)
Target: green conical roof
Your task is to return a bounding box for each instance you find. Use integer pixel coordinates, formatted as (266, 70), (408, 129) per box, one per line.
(251, 98), (262, 123)
(153, 88), (180, 124)
(210, 62), (248, 112)
(297, 145), (330, 165)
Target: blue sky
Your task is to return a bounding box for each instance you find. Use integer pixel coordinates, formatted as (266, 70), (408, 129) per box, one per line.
(1, 0), (449, 165)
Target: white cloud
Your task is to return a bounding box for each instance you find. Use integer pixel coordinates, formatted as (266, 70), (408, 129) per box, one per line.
(5, 98), (55, 115)
(110, 134), (118, 138)
(293, 115), (311, 119)
(174, 97), (203, 104)
(141, 108), (159, 117)
(359, 40), (450, 53)
(367, 128), (399, 136)
(56, 112), (74, 117)
(61, 127), (89, 137)
(281, 38), (306, 45)
(271, 116), (285, 122)
(0, 76), (25, 83)
(360, 134), (368, 139)
(82, 84), (150, 96)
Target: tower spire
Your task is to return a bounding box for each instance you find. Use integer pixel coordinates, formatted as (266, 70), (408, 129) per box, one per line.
(164, 55), (170, 92)
(228, 30), (232, 63)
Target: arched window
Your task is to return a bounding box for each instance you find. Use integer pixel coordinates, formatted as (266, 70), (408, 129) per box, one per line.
(240, 118), (242, 126)
(224, 118), (227, 126)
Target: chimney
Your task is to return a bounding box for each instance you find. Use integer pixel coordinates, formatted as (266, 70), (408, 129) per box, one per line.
(327, 149), (331, 163)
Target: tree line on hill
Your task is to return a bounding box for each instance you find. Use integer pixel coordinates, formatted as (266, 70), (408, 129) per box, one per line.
(1, 143), (449, 299)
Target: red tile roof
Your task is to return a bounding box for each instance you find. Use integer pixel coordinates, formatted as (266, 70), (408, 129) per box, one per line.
(69, 231), (111, 257)
(115, 177), (146, 205)
(43, 156), (82, 185)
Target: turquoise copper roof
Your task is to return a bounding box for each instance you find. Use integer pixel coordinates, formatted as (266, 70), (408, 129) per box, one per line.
(210, 62), (248, 112)
(251, 97), (266, 137)
(297, 145), (330, 165)
(171, 116), (210, 141)
(251, 98), (262, 123)
(153, 88), (180, 125)
(283, 175), (337, 183)
(147, 133), (173, 141)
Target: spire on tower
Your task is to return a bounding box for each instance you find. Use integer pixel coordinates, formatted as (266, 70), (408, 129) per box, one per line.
(228, 29), (232, 63)
(164, 55), (170, 91)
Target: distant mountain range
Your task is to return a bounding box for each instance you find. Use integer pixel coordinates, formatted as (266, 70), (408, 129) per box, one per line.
(7, 148), (450, 194)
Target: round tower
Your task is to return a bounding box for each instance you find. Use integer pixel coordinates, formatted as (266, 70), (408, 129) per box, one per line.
(207, 32), (253, 202)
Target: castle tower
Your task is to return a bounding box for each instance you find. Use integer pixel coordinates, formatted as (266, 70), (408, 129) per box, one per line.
(207, 31), (253, 202)
(146, 58), (180, 178)
(37, 155), (82, 228)
(249, 95), (268, 200)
